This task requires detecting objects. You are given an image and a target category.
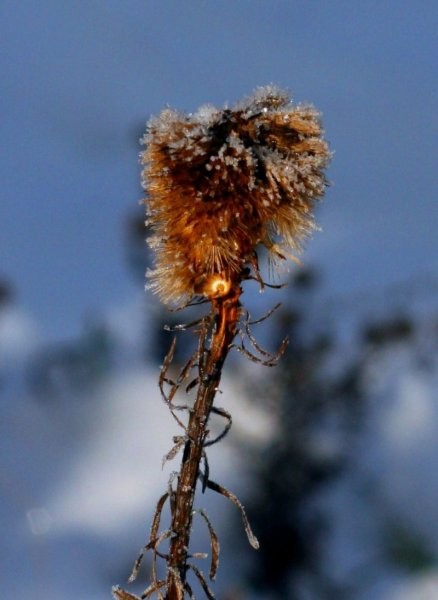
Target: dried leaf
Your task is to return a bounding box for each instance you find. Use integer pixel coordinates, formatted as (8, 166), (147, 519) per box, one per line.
(150, 530), (171, 589)
(112, 586), (141, 600)
(183, 580), (195, 599)
(139, 579), (166, 599)
(229, 342), (276, 366)
(204, 406), (232, 447)
(185, 376), (199, 393)
(162, 436), (186, 468)
(247, 302), (282, 325)
(201, 451), (210, 493)
(205, 478), (259, 550)
(129, 492), (169, 582)
(189, 563), (216, 599)
(190, 552), (208, 559)
(199, 509), (220, 580)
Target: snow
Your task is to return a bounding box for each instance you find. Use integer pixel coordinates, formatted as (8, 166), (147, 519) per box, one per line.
(313, 315), (438, 599)
(0, 297), (278, 597)
(0, 305), (40, 362)
(2, 279), (438, 598)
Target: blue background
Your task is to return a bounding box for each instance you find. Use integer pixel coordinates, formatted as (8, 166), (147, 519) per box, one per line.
(2, 1), (437, 338)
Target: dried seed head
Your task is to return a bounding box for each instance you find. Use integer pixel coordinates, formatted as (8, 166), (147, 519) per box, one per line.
(141, 85), (331, 305)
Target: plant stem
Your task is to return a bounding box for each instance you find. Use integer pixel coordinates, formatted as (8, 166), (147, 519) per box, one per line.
(165, 287), (241, 599)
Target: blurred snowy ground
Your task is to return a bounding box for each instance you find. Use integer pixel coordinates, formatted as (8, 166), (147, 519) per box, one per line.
(316, 318), (438, 600)
(2, 277), (438, 599)
(0, 295), (276, 599)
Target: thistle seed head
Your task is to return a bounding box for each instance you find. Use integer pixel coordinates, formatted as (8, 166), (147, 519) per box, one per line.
(141, 85), (330, 305)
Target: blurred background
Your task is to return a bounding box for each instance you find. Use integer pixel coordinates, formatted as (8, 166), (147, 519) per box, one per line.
(1, 2), (438, 598)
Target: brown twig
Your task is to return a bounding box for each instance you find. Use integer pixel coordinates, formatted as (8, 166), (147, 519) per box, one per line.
(165, 284), (241, 599)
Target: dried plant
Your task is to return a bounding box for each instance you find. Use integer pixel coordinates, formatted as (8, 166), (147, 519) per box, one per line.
(113, 86), (330, 600)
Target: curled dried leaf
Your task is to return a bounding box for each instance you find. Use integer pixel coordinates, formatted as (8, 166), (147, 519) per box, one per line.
(112, 586), (141, 600)
(199, 509), (220, 580)
(203, 478), (259, 550)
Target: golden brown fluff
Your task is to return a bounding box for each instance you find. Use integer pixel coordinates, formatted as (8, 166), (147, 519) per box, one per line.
(141, 86), (330, 305)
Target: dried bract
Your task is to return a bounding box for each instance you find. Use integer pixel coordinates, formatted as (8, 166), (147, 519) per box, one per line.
(141, 85), (330, 305)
